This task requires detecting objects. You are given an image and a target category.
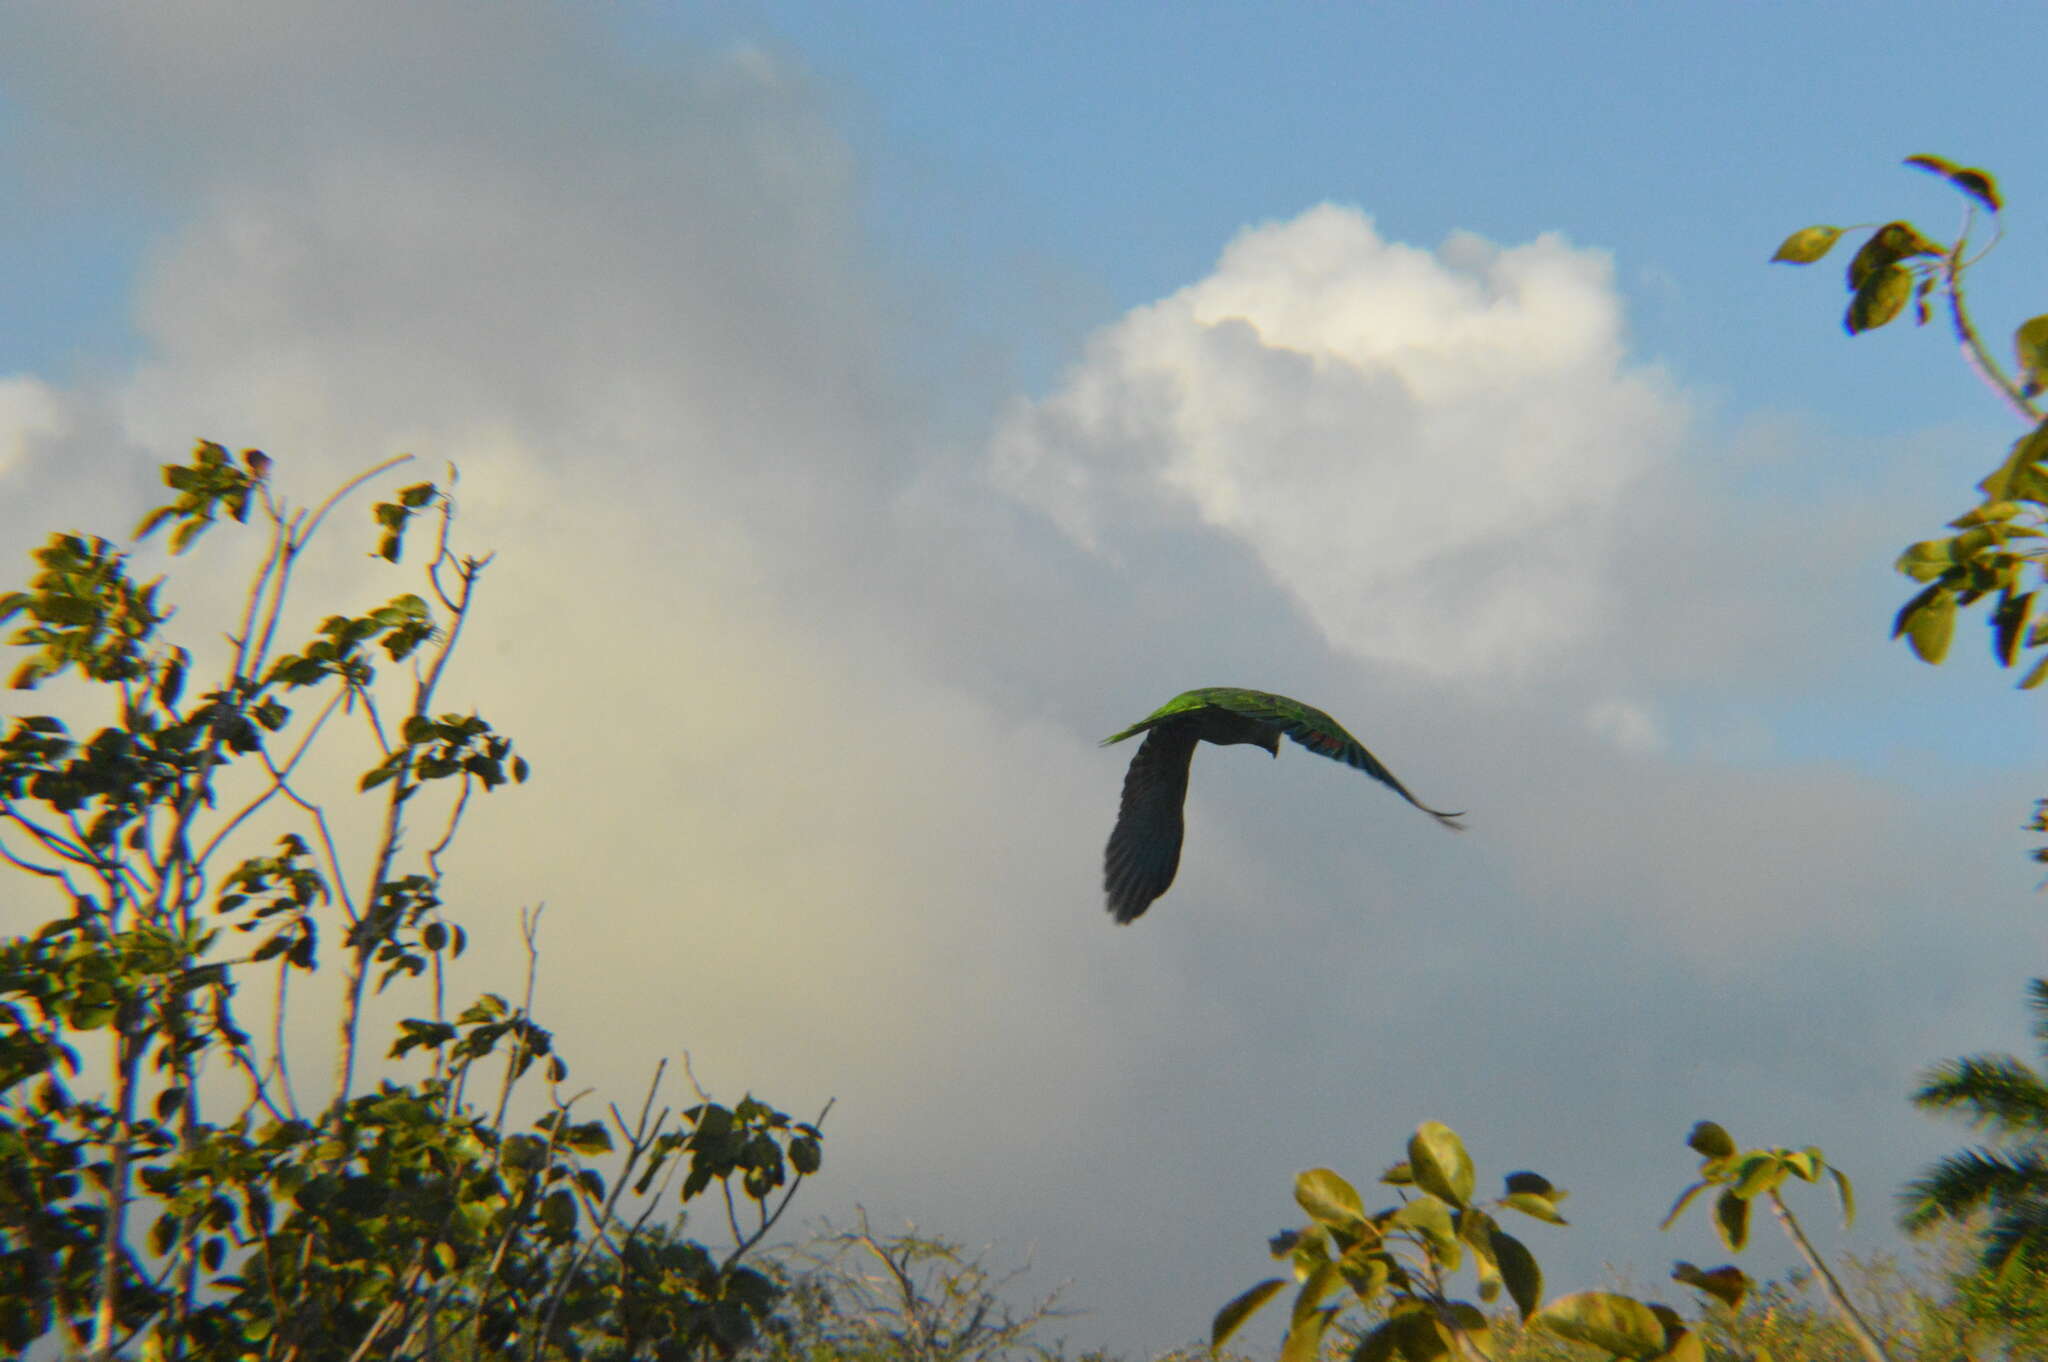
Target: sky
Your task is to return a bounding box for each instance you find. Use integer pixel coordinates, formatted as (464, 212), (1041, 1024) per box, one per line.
(2, 1), (2048, 1354)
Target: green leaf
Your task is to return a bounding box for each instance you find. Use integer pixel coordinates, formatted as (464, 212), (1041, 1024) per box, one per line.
(1652, 1327), (1708, 1362)
(1779, 1147), (1822, 1182)
(1276, 1303), (1332, 1362)
(1504, 1170), (1557, 1197)
(2016, 316), (2048, 397)
(1845, 262), (1913, 334)
(1532, 1292), (1671, 1360)
(1941, 168), (2007, 215)
(1829, 1166), (1856, 1225)
(1770, 225), (1843, 264)
(1295, 1168), (1366, 1227)
(1894, 583), (1958, 664)
(2022, 653), (2048, 691)
(1903, 153), (1960, 177)
(1436, 1303), (1492, 1358)
(1212, 1277), (1285, 1348)
(1348, 1320), (1398, 1362)
(1501, 1191), (1568, 1225)
(1291, 1262), (1339, 1326)
(540, 1187), (576, 1236)
(1391, 1197), (1460, 1269)
(1672, 1260), (1750, 1309)
(1408, 1122), (1475, 1207)
(1385, 1310), (1450, 1362)
(1729, 1152), (1784, 1200)
(1979, 420), (2048, 501)
(1661, 1179), (1709, 1230)
(1685, 1121), (1735, 1159)
(1492, 1228), (1543, 1320)
(1712, 1188), (1750, 1251)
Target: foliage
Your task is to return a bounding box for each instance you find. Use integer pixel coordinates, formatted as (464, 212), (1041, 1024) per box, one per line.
(1474, 1249), (1992, 1362)
(0, 443), (825, 1359)
(1902, 979), (2048, 1281)
(1770, 156), (2048, 684)
(1208, 1120), (1547, 1362)
(1212, 1121), (1915, 1362)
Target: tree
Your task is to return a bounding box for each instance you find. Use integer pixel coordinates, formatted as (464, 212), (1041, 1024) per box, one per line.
(1775, 158), (2048, 1351)
(0, 443), (825, 1359)
(1902, 981), (2048, 1289)
(1770, 156), (2048, 684)
(760, 1213), (1076, 1362)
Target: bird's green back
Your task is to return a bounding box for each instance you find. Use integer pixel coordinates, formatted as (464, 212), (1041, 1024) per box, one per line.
(1101, 687), (1331, 746)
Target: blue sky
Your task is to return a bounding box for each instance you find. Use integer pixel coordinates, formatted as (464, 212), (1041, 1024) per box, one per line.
(3, 3), (2048, 1355)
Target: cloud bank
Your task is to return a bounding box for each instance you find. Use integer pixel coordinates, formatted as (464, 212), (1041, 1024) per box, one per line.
(993, 207), (1687, 682)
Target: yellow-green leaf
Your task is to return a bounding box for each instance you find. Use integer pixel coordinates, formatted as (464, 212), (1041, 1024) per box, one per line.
(1995, 591), (2035, 668)
(1349, 1320), (1399, 1362)
(1730, 1152), (1784, 1200)
(1903, 153), (1960, 178)
(1846, 262), (1913, 334)
(1502, 1191), (1568, 1225)
(1979, 420), (2048, 501)
(1295, 1168), (1365, 1227)
(1437, 1303), (1492, 1358)
(1771, 225), (1843, 264)
(1780, 1147), (1822, 1182)
(1277, 1304), (1333, 1362)
(1387, 1310), (1450, 1362)
(1949, 167), (2002, 214)
(1337, 1247), (1391, 1304)
(1895, 584), (1958, 664)
(1686, 1122), (1736, 1160)
(1652, 1325), (1708, 1362)
(1292, 1261), (1339, 1326)
(1392, 1197), (1460, 1269)
(1830, 1166), (1856, 1226)
(2017, 316), (2048, 397)
(1672, 1260), (1751, 1309)
(1492, 1228), (1543, 1320)
(1532, 1292), (1670, 1360)
(1212, 1277), (1285, 1348)
(1408, 1122), (1475, 1207)
(1713, 1188), (1751, 1251)
(1661, 1179), (1709, 1231)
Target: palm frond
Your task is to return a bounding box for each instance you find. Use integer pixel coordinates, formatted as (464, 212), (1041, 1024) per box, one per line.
(1984, 1200), (2048, 1274)
(1899, 1146), (2048, 1233)
(1910, 1055), (2048, 1134)
(2027, 977), (2048, 1050)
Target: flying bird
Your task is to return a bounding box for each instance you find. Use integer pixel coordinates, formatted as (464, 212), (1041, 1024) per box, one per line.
(1100, 687), (1463, 923)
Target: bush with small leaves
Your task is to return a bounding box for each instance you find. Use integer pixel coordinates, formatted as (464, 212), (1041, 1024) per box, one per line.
(0, 444), (826, 1360)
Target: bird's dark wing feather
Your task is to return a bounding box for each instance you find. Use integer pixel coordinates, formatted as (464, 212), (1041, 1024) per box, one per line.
(1104, 726), (1200, 923)
(1274, 708), (1465, 829)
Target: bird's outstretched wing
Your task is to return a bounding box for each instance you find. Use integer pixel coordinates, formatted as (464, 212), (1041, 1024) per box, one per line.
(1104, 725), (1201, 923)
(1221, 691), (1466, 829)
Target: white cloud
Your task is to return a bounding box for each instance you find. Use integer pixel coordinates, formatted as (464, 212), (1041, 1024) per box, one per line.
(0, 375), (66, 480)
(992, 206), (1690, 682)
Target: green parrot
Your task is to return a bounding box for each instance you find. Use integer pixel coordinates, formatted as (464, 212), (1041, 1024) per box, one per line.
(1100, 687), (1464, 923)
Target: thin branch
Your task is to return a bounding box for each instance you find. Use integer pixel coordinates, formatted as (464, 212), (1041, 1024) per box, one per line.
(1767, 1190), (1893, 1362)
(297, 453), (415, 549)
(1942, 244), (2040, 426)
(192, 685), (350, 869)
